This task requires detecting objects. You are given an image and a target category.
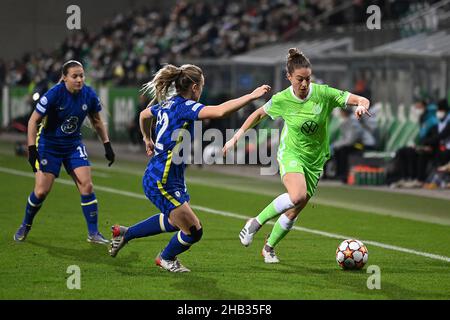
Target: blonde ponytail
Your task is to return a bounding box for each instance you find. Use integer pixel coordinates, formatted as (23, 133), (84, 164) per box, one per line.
(141, 64), (204, 105)
(141, 64), (180, 105)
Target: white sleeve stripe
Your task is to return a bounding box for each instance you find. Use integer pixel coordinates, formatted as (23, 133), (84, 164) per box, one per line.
(192, 103), (203, 112)
(262, 100), (275, 119)
(36, 104), (46, 113)
(262, 99), (272, 112)
(344, 92), (351, 106)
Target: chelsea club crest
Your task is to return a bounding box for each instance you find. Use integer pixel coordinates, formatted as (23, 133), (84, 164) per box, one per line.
(61, 116), (79, 134)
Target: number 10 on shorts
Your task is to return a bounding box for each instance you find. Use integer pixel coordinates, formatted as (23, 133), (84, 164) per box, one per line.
(77, 146), (88, 159)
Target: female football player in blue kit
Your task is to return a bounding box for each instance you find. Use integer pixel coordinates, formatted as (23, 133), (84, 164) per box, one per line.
(109, 64), (270, 272)
(14, 60), (115, 244)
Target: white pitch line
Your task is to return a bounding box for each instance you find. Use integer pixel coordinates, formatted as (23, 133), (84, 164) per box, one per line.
(1, 166), (449, 263)
(192, 205), (450, 263)
(91, 171), (110, 178)
(91, 162), (450, 226)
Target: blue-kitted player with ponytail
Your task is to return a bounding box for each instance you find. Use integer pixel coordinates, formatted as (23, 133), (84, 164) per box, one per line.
(14, 60), (115, 244)
(109, 64), (270, 272)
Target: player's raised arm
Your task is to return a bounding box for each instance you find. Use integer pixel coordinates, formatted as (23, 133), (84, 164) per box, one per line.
(139, 107), (155, 156)
(198, 85), (271, 120)
(222, 106), (269, 156)
(346, 93), (371, 120)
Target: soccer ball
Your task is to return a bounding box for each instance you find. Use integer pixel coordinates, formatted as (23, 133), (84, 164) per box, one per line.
(336, 239), (369, 270)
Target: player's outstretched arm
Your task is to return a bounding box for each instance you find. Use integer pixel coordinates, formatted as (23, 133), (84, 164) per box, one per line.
(347, 93), (371, 120)
(139, 108), (155, 156)
(198, 85), (271, 120)
(88, 112), (115, 166)
(222, 106), (269, 156)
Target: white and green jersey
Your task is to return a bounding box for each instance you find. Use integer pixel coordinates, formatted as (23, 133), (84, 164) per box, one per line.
(264, 83), (350, 170)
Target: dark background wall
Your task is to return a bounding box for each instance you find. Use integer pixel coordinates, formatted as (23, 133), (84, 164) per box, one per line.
(0, 0), (174, 60)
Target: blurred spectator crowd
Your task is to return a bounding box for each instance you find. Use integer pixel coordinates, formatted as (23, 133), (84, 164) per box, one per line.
(327, 95), (450, 190)
(390, 98), (450, 189)
(0, 0), (435, 89)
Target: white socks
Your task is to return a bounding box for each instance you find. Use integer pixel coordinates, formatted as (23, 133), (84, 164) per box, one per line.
(273, 193), (295, 214)
(278, 213), (297, 230)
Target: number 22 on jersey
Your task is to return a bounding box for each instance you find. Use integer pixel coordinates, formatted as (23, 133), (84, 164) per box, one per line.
(154, 110), (169, 155)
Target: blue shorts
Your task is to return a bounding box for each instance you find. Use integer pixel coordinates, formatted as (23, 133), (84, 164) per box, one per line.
(143, 180), (190, 216)
(37, 142), (90, 178)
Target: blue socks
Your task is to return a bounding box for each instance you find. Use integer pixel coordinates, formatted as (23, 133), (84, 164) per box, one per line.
(115, 212), (202, 262)
(161, 227), (203, 261)
(22, 192), (45, 226)
(124, 213), (178, 242)
(81, 193), (98, 235)
(23, 192), (100, 235)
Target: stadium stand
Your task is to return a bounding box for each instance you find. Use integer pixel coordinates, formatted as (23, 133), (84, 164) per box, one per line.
(3, 0), (441, 87)
(2, 0), (450, 189)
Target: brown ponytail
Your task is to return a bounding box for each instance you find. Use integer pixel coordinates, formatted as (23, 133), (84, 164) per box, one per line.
(286, 48), (311, 75)
(142, 64), (203, 105)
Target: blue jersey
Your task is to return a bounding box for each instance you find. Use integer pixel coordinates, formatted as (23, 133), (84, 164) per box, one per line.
(35, 82), (102, 151)
(143, 95), (204, 191)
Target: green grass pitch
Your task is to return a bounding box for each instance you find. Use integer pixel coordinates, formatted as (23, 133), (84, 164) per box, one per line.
(0, 140), (449, 299)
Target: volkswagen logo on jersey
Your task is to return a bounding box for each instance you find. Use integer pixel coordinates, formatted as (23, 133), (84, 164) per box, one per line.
(301, 121), (319, 135)
(82, 104), (88, 111)
(61, 116), (79, 134)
